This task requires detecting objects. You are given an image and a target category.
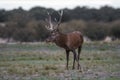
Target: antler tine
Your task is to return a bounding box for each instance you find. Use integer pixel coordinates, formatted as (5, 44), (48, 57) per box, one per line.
(54, 18), (57, 22)
(45, 11), (54, 30)
(56, 10), (63, 27)
(45, 18), (52, 31)
(58, 10), (63, 16)
(47, 11), (50, 15)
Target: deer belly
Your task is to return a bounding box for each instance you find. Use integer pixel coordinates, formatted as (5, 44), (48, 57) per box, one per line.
(55, 42), (68, 49)
(67, 42), (80, 49)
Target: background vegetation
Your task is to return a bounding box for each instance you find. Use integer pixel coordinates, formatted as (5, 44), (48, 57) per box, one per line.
(0, 6), (120, 42)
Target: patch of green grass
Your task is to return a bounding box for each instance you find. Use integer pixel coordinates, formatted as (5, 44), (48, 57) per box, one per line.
(32, 76), (59, 80)
(105, 77), (120, 80)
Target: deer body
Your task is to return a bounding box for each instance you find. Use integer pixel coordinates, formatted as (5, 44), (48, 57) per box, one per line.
(45, 11), (83, 70)
(54, 31), (83, 50)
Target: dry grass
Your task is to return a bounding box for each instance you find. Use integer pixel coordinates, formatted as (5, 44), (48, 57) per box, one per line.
(0, 42), (120, 80)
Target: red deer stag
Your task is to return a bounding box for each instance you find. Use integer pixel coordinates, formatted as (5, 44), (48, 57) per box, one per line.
(45, 11), (83, 70)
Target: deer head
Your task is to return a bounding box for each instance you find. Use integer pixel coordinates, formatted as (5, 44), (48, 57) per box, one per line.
(45, 10), (63, 42)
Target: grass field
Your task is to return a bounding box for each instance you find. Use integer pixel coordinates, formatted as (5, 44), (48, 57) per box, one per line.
(0, 41), (120, 80)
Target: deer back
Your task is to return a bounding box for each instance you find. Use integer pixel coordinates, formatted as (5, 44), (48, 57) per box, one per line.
(66, 31), (83, 50)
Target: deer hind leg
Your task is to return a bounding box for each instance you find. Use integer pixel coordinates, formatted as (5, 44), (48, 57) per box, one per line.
(72, 50), (77, 69)
(78, 46), (82, 71)
(66, 50), (70, 70)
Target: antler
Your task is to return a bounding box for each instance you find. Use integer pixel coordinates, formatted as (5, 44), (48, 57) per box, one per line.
(45, 10), (63, 30)
(56, 10), (63, 27)
(45, 12), (54, 31)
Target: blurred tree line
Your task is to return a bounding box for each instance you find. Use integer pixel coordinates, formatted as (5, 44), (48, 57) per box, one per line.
(0, 6), (120, 42)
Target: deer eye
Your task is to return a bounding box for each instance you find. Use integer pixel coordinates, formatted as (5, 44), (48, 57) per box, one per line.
(50, 31), (54, 35)
(54, 29), (59, 32)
